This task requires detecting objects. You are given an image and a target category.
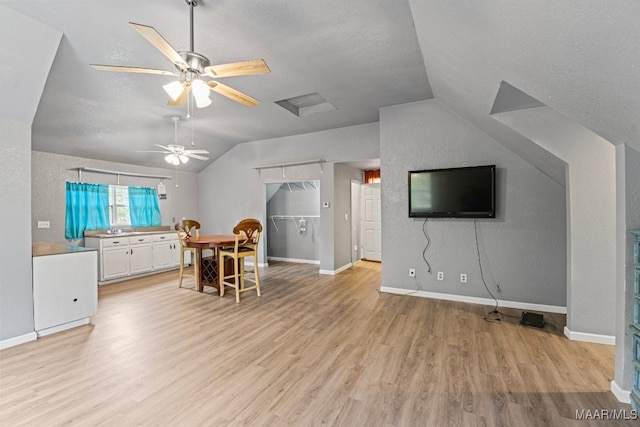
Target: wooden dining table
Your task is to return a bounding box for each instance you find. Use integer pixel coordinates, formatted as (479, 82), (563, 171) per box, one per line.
(183, 234), (236, 292)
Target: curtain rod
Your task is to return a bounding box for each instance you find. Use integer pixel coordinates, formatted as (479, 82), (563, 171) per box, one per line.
(73, 167), (172, 182)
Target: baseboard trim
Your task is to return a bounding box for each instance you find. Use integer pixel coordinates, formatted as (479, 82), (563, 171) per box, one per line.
(0, 331), (37, 350)
(267, 257), (320, 265)
(610, 380), (631, 404)
(36, 318), (91, 337)
(379, 287), (567, 314)
(320, 263), (353, 276)
(243, 261), (269, 268)
(563, 326), (615, 345)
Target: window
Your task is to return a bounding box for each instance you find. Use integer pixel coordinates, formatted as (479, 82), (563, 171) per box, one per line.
(109, 185), (131, 226)
(364, 169), (381, 184)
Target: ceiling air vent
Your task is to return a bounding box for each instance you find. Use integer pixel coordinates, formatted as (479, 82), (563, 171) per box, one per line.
(275, 92), (337, 117)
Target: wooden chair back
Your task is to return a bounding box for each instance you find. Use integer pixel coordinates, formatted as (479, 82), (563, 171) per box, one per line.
(175, 219), (201, 242)
(173, 219), (201, 289)
(232, 218), (262, 249)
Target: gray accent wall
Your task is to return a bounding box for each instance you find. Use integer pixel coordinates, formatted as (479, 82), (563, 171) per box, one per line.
(380, 99), (567, 308)
(334, 164), (364, 269)
(31, 151), (199, 245)
(494, 106), (617, 337)
(0, 119), (34, 342)
(197, 123), (380, 272)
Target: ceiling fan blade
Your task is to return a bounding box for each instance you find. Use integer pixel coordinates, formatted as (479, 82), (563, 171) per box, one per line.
(135, 150), (170, 153)
(90, 64), (177, 76)
(167, 82), (191, 106)
(204, 59), (270, 78)
(184, 149), (210, 154)
(184, 153), (210, 161)
(129, 22), (189, 70)
(154, 144), (176, 152)
(207, 81), (260, 107)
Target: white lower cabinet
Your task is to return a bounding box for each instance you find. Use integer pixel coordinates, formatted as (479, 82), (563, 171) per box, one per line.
(152, 233), (173, 270)
(86, 231), (184, 284)
(129, 235), (153, 275)
(99, 238), (130, 281)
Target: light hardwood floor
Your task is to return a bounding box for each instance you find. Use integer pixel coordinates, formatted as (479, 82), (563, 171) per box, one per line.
(0, 261), (633, 426)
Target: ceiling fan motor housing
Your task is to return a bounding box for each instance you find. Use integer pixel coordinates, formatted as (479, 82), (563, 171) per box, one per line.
(178, 51), (210, 75)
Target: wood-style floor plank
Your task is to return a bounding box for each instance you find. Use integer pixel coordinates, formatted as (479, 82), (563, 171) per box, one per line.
(0, 261), (632, 426)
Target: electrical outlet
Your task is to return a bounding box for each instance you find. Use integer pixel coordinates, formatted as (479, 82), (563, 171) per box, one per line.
(37, 221), (50, 229)
(353, 245), (358, 251)
(409, 268), (416, 278)
(437, 271), (444, 281)
(460, 273), (467, 283)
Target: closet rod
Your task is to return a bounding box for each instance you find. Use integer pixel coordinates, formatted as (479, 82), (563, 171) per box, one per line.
(73, 167), (172, 181)
(254, 159), (325, 171)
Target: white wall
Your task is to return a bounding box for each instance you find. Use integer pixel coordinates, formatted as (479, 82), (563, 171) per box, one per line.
(31, 151), (199, 246)
(380, 99), (567, 309)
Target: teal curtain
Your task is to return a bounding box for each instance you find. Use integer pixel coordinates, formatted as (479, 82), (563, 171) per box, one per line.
(129, 186), (161, 228)
(65, 182), (110, 239)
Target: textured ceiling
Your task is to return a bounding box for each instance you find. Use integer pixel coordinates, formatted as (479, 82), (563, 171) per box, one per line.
(1, 0), (431, 172)
(4, 1), (638, 177)
(407, 0), (640, 160)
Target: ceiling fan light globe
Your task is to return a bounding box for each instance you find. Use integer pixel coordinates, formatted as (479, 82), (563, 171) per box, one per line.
(165, 153), (180, 165)
(191, 78), (210, 98)
(163, 81), (185, 101)
(194, 94), (212, 108)
(179, 155), (189, 164)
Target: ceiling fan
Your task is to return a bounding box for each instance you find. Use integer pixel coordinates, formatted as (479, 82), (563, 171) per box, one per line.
(90, 0), (270, 108)
(141, 116), (210, 165)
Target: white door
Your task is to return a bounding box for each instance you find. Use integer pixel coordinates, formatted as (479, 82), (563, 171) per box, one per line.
(360, 184), (381, 261)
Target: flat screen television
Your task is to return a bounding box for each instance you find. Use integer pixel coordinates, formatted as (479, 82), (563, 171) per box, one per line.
(408, 165), (496, 218)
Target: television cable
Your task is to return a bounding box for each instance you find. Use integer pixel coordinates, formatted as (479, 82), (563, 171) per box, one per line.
(422, 217), (432, 273)
(474, 219), (501, 321)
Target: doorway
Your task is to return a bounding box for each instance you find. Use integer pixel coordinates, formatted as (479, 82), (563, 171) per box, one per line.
(265, 181), (321, 264)
(360, 183), (381, 262)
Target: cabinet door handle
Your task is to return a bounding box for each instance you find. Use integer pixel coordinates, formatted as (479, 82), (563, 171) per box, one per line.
(131, 249), (133, 254)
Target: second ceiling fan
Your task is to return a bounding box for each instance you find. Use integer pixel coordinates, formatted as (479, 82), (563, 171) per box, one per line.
(91, 0), (270, 108)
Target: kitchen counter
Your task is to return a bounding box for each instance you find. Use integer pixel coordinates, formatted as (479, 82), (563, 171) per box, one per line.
(84, 226), (173, 239)
(33, 241), (97, 257)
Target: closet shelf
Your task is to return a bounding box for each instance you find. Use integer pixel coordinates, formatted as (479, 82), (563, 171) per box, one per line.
(269, 215), (319, 232)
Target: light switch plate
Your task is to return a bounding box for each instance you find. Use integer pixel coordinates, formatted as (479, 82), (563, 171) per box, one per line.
(37, 221), (50, 229)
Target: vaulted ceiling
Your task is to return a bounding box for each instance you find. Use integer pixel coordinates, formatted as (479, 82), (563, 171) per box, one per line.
(2, 0), (638, 174)
(0, 0), (430, 172)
